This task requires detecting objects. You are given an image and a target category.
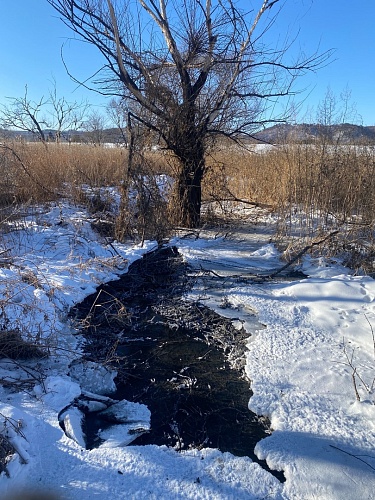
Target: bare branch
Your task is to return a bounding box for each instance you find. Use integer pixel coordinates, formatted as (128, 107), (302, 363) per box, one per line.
(46, 0), (332, 227)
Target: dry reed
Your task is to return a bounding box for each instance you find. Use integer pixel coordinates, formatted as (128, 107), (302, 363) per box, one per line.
(1, 138), (375, 269)
(0, 140), (126, 206)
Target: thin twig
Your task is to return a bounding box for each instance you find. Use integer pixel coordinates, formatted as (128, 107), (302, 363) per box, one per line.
(364, 314), (375, 362)
(330, 445), (375, 472)
(352, 368), (361, 401)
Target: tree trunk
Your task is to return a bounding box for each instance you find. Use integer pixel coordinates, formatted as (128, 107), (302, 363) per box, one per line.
(169, 102), (206, 228)
(176, 153), (205, 228)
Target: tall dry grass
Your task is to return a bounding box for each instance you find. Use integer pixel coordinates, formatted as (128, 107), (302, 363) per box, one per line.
(206, 143), (375, 226)
(2, 139), (375, 228)
(0, 141), (127, 206)
(1, 138), (375, 269)
(205, 142), (375, 271)
(204, 146), (284, 207)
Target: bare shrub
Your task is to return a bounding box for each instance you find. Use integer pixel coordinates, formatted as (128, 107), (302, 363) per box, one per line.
(114, 145), (173, 243)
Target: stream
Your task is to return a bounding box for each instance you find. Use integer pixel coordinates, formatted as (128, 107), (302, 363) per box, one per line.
(70, 245), (285, 482)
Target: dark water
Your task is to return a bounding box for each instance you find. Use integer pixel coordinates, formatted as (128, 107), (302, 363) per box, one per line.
(115, 322), (262, 456)
(71, 246), (285, 481)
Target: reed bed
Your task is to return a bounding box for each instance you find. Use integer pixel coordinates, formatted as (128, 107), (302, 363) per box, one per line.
(0, 141), (126, 205)
(1, 138), (375, 270)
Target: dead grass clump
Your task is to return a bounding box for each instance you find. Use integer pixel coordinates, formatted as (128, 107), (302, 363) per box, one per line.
(0, 330), (45, 360)
(20, 270), (42, 289)
(330, 232), (375, 275)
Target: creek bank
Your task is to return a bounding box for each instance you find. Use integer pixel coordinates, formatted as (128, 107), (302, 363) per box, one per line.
(69, 245), (285, 481)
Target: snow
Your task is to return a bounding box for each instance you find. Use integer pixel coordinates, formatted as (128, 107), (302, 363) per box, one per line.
(60, 406), (86, 448)
(0, 201), (375, 499)
(68, 360), (117, 395)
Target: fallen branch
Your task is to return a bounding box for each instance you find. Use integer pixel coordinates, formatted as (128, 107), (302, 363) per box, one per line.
(208, 196), (272, 209)
(270, 230), (339, 278)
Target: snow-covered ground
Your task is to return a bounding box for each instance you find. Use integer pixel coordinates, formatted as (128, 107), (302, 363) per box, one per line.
(0, 202), (375, 499)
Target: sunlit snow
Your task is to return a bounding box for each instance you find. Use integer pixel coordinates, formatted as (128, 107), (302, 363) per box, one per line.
(0, 202), (374, 499)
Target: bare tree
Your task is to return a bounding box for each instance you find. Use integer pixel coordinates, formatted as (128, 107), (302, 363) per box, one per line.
(0, 83), (89, 143)
(106, 98), (129, 146)
(83, 110), (108, 144)
(0, 86), (49, 142)
(47, 0), (331, 227)
(49, 83), (89, 142)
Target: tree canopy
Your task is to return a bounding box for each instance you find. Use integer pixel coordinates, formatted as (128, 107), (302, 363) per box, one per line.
(47, 0), (331, 227)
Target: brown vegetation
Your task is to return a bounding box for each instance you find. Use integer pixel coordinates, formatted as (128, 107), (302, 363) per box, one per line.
(0, 141), (125, 206)
(206, 144), (375, 222)
(1, 138), (375, 270)
(0, 330), (44, 360)
(205, 142), (375, 272)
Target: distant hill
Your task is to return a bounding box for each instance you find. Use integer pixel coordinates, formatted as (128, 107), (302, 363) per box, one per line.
(253, 123), (375, 144)
(2, 123), (375, 145)
(0, 128), (126, 144)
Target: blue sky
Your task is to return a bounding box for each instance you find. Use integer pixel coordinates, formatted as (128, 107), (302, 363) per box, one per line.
(1, 0), (374, 125)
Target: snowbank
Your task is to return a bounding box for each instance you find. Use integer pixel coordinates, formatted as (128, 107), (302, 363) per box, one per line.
(1, 203), (375, 499)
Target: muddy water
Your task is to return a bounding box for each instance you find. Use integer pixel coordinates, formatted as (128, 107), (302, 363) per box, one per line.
(71, 246), (284, 481)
